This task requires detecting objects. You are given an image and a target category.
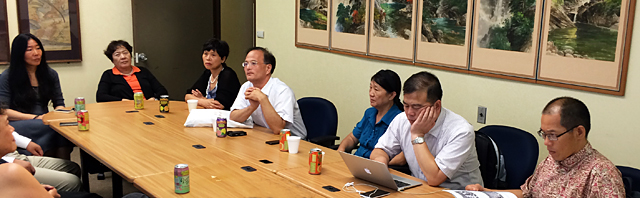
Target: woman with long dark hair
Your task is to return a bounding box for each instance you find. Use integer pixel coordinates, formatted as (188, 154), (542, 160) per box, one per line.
(338, 70), (406, 164)
(0, 33), (72, 159)
(184, 38), (241, 110)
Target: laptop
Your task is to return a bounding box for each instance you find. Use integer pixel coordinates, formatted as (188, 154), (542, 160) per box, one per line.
(339, 151), (422, 191)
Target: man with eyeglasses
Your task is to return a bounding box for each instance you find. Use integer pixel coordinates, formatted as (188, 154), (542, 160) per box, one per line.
(466, 97), (624, 197)
(370, 71), (483, 190)
(229, 47), (307, 139)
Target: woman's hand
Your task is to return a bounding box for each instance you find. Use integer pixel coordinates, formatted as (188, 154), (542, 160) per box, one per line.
(122, 98), (131, 101)
(42, 185), (60, 198)
(147, 97), (156, 101)
(191, 89), (205, 99)
(198, 99), (224, 109)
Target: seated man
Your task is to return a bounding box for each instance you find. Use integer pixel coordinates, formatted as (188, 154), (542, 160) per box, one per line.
(3, 132), (81, 192)
(371, 71), (483, 190)
(466, 97), (625, 197)
(229, 47), (307, 138)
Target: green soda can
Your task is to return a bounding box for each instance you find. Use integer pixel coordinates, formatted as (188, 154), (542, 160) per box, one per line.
(134, 92), (144, 110)
(74, 97), (85, 115)
(174, 164), (189, 194)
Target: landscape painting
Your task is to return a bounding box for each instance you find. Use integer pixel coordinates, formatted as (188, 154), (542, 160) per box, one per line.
(373, 0), (413, 40)
(545, 0), (621, 61)
(476, 0), (537, 52)
(335, 0), (366, 34)
(421, 0), (467, 45)
(27, 0), (71, 51)
(300, 0), (329, 30)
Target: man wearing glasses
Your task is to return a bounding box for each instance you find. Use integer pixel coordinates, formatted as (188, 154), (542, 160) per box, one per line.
(466, 97), (625, 197)
(371, 71), (483, 190)
(229, 47), (307, 139)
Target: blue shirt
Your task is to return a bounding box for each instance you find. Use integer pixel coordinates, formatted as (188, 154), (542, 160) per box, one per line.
(352, 105), (402, 158)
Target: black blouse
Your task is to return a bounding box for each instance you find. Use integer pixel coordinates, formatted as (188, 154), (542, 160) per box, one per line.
(96, 66), (168, 102)
(186, 66), (241, 110)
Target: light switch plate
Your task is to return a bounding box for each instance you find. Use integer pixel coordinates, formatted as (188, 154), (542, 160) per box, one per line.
(477, 106), (487, 124)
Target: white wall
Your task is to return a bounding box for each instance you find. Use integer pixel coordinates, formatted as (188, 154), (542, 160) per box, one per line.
(255, 1), (640, 168)
(2, 0), (134, 104)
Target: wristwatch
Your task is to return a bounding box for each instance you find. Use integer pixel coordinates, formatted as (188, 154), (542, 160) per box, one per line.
(412, 136), (425, 145)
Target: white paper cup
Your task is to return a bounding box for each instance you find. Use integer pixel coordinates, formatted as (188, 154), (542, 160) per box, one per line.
(287, 136), (301, 154)
(187, 100), (198, 112)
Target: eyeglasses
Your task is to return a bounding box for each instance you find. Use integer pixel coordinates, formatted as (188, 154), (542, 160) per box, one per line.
(537, 126), (577, 141)
(241, 61), (266, 68)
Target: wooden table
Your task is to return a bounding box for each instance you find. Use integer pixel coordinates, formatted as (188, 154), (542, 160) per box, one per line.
(134, 159), (322, 197)
(44, 101), (451, 198)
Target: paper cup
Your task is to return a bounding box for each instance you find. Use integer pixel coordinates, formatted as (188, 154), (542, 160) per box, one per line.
(287, 136), (301, 154)
(187, 100), (198, 112)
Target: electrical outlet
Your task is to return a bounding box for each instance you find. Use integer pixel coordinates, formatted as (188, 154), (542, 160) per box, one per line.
(256, 31), (265, 38)
(477, 106), (487, 124)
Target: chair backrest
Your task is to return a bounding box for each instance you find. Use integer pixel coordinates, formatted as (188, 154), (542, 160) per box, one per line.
(618, 166), (640, 194)
(475, 131), (507, 189)
(478, 125), (539, 189)
(297, 97), (338, 142)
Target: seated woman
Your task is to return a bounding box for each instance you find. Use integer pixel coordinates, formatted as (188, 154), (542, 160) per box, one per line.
(96, 40), (168, 102)
(185, 38), (241, 110)
(0, 33), (72, 159)
(337, 70), (406, 164)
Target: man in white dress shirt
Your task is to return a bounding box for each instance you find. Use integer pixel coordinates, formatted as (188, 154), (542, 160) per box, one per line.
(370, 71), (482, 190)
(229, 47), (307, 138)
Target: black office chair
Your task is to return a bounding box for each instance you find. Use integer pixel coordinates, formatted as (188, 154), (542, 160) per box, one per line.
(475, 131), (507, 189)
(617, 166), (640, 198)
(297, 97), (340, 148)
(478, 125), (538, 189)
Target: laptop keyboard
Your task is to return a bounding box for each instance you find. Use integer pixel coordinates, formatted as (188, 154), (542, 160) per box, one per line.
(394, 180), (410, 188)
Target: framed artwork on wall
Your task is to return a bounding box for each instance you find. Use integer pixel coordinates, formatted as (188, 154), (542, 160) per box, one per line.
(368, 0), (417, 61)
(331, 0), (369, 54)
(0, 0), (9, 64)
(415, 0), (472, 69)
(536, 0), (635, 93)
(17, 0), (82, 63)
(296, 0), (331, 48)
(468, 0), (545, 79)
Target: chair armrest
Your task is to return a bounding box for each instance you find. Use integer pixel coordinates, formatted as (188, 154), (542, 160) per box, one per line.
(309, 136), (340, 147)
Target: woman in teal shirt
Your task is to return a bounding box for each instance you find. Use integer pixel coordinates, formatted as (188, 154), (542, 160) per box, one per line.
(338, 70), (404, 162)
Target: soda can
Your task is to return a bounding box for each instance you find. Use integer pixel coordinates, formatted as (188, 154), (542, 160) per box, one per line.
(216, 117), (227, 138)
(309, 148), (323, 175)
(279, 129), (291, 152)
(77, 110), (89, 131)
(174, 164), (190, 194)
(159, 95), (170, 113)
(134, 92), (144, 110)
(74, 97), (85, 115)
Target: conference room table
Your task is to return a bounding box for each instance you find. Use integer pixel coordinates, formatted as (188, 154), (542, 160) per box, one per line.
(43, 100), (451, 197)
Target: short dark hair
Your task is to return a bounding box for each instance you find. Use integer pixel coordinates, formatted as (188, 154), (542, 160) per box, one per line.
(372, 70), (403, 111)
(542, 97), (591, 138)
(202, 38), (229, 58)
(403, 71), (442, 103)
(246, 47), (276, 74)
(104, 40), (133, 62)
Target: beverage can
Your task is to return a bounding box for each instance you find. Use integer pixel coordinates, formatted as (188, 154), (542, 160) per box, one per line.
(134, 92), (144, 110)
(74, 97), (85, 115)
(77, 110), (89, 131)
(279, 129), (291, 152)
(216, 117), (227, 138)
(159, 95), (169, 113)
(309, 148), (323, 175)
(174, 164), (190, 194)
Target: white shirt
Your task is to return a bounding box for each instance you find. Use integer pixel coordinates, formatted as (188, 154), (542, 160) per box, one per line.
(230, 77), (307, 139)
(374, 107), (483, 190)
(2, 132), (32, 163)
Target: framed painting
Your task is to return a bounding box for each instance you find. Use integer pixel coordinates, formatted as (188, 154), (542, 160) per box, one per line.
(368, 0), (418, 61)
(0, 0), (9, 64)
(536, 0), (634, 94)
(415, 0), (472, 69)
(296, 0), (331, 48)
(331, 0), (369, 54)
(17, 0), (82, 63)
(468, 0), (545, 78)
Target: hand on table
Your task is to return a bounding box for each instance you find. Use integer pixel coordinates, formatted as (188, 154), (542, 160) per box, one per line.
(198, 99), (224, 109)
(465, 184), (485, 191)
